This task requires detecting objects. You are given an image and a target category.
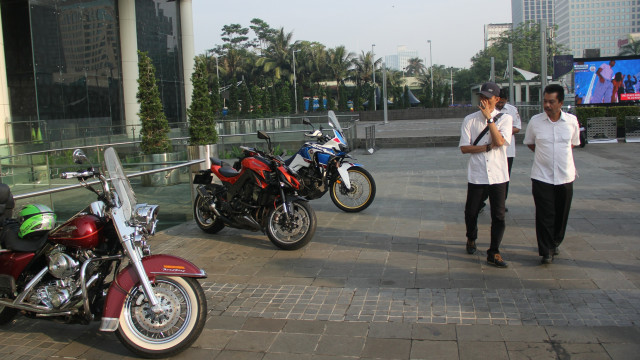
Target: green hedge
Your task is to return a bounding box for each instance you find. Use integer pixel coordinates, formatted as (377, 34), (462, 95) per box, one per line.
(576, 106), (640, 137)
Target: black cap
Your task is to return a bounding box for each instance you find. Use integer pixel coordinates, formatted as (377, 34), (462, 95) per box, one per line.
(477, 82), (500, 98)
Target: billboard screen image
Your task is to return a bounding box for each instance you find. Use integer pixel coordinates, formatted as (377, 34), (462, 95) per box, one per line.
(573, 56), (640, 106)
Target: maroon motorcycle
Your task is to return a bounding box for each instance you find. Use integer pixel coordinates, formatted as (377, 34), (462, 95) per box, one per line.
(0, 147), (207, 358)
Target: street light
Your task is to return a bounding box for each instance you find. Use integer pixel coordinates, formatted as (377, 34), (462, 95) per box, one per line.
(427, 40), (433, 100)
(292, 49), (300, 114)
(372, 44), (376, 111)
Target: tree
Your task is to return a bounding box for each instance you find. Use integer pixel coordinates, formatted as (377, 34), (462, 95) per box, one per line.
(188, 56), (218, 145)
(137, 51), (171, 154)
(405, 57), (426, 76)
(327, 45), (355, 104)
(619, 38), (640, 56)
(229, 81), (239, 113)
(210, 75), (221, 114)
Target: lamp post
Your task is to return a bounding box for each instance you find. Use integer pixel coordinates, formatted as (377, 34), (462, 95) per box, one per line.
(372, 44), (376, 111)
(427, 40), (433, 101)
(292, 49), (300, 114)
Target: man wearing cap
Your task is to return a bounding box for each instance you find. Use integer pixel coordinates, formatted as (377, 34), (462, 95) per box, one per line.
(459, 82), (513, 268)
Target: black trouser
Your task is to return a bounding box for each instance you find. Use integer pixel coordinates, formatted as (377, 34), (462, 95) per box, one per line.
(531, 179), (573, 257)
(506, 157), (514, 200)
(464, 182), (507, 257)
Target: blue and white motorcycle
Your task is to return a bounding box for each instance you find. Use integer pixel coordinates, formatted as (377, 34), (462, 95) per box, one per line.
(285, 111), (376, 212)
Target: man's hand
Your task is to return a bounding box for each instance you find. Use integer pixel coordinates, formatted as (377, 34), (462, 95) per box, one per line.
(478, 98), (492, 120)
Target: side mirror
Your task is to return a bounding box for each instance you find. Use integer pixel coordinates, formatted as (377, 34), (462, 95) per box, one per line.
(303, 118), (312, 126)
(257, 130), (270, 140)
(73, 149), (89, 164)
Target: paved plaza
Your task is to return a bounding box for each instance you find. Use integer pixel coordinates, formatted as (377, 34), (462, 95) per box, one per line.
(1, 119), (639, 359)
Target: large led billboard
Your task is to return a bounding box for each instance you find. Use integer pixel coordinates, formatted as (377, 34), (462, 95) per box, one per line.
(573, 56), (640, 106)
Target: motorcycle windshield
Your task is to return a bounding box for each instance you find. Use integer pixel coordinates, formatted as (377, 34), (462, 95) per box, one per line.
(327, 110), (347, 147)
(104, 147), (136, 221)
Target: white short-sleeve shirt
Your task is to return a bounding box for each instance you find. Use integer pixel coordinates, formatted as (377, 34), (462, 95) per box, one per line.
(459, 109), (513, 185)
(523, 111), (580, 185)
(500, 103), (521, 158)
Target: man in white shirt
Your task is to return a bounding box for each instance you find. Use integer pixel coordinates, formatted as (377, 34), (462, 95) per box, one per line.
(459, 82), (513, 268)
(481, 89), (521, 212)
(591, 60), (615, 104)
(523, 84), (580, 264)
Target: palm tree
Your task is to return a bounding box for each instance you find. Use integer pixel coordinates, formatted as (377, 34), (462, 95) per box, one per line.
(351, 50), (381, 86)
(405, 57), (426, 76)
(619, 38), (640, 56)
(327, 45), (355, 104)
(257, 27), (295, 81)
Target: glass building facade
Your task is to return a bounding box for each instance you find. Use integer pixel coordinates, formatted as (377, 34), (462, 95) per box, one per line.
(135, 0), (184, 125)
(0, 0), (186, 146)
(556, 0), (639, 58)
(512, 0), (556, 28)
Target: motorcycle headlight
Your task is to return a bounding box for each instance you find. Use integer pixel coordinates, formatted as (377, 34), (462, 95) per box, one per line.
(132, 204), (159, 234)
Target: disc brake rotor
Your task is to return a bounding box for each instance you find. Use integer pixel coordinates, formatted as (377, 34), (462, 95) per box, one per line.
(132, 286), (182, 333)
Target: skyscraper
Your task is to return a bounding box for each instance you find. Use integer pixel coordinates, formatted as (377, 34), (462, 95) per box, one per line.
(555, 0), (639, 58)
(512, 0), (555, 28)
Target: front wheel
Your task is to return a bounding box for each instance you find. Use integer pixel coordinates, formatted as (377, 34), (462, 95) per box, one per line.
(330, 166), (376, 212)
(116, 276), (207, 358)
(266, 200), (316, 250)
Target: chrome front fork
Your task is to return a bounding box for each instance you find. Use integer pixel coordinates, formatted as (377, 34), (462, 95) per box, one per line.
(111, 207), (161, 312)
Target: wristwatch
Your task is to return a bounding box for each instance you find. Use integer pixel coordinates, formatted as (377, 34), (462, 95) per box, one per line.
(487, 117), (494, 123)
(486, 144), (492, 152)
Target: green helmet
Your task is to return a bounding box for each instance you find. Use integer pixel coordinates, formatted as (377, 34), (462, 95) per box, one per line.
(18, 204), (56, 238)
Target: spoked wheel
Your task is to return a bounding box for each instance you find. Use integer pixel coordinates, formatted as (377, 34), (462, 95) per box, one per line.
(266, 200), (316, 250)
(194, 194), (225, 233)
(330, 166), (376, 212)
(116, 276), (207, 358)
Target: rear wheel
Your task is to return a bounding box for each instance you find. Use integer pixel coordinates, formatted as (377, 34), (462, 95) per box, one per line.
(330, 167), (376, 212)
(194, 194), (225, 233)
(116, 276), (207, 358)
(266, 200), (316, 250)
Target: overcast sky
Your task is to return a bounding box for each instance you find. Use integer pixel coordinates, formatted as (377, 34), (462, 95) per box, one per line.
(192, 0), (512, 69)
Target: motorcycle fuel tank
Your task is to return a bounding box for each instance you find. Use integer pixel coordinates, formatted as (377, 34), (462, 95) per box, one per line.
(48, 214), (104, 249)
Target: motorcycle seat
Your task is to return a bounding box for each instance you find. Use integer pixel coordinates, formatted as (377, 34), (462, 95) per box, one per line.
(218, 166), (239, 178)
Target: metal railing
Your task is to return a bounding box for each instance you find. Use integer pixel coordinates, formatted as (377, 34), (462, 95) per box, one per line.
(2, 114), (359, 231)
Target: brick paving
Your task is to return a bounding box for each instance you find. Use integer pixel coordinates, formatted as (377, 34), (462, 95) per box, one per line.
(1, 120), (639, 359)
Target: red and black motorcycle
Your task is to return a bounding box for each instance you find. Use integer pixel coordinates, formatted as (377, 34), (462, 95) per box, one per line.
(193, 131), (317, 250)
(0, 148), (207, 358)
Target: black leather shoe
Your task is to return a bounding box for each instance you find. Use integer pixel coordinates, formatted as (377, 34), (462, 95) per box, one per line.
(487, 254), (508, 268)
(541, 256), (553, 264)
(553, 247), (559, 256)
(466, 240), (477, 254)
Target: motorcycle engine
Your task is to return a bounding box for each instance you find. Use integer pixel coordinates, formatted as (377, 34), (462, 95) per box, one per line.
(28, 247), (97, 309)
(297, 167), (325, 199)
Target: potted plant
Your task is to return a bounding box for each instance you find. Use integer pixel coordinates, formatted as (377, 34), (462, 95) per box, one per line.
(187, 56), (219, 171)
(137, 50), (179, 186)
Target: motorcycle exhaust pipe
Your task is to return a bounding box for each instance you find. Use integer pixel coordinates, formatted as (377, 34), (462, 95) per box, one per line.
(196, 186), (222, 216)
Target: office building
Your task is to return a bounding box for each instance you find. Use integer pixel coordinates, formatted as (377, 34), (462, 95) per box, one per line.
(485, 23), (513, 49)
(555, 0), (639, 58)
(384, 46), (419, 72)
(512, 0), (555, 28)
(0, 0), (195, 147)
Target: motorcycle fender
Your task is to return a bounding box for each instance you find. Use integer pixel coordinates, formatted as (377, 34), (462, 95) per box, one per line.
(100, 254), (206, 332)
(335, 163), (359, 190)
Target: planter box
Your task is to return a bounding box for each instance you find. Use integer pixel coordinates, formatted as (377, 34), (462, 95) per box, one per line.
(141, 152), (183, 187)
(187, 144), (218, 172)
